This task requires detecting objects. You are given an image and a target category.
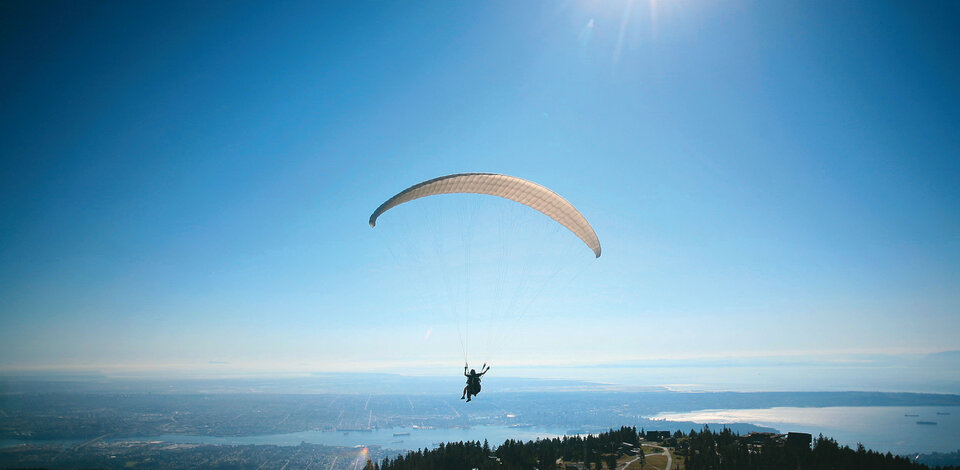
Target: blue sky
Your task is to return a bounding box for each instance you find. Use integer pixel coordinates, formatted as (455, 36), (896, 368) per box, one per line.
(1, 1), (958, 389)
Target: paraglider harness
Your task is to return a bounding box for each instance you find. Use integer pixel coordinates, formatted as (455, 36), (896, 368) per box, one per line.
(462, 364), (489, 401)
(467, 374), (481, 395)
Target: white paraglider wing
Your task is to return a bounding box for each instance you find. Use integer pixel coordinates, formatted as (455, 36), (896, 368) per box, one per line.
(369, 173), (601, 257)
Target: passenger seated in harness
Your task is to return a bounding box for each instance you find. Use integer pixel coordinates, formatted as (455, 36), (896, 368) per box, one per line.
(461, 364), (490, 402)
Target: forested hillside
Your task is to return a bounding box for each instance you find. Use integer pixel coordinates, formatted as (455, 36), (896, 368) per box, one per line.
(371, 426), (959, 470)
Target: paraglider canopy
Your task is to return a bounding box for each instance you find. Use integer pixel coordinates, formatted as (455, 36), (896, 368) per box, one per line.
(368, 172), (601, 369)
(369, 173), (601, 258)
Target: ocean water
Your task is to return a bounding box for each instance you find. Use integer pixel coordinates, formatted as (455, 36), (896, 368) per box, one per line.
(652, 406), (960, 454)
(134, 425), (573, 451)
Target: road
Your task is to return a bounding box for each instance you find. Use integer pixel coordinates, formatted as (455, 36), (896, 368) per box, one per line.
(620, 444), (673, 470)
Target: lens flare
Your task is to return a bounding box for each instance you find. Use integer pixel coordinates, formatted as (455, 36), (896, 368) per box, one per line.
(353, 446), (370, 469)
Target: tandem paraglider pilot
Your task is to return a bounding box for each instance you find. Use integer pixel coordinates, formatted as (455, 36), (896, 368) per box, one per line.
(461, 364), (490, 402)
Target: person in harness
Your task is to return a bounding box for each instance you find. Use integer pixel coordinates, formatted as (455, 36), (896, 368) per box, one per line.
(461, 364), (490, 402)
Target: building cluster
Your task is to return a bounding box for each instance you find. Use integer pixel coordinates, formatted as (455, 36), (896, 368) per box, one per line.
(742, 431), (813, 450)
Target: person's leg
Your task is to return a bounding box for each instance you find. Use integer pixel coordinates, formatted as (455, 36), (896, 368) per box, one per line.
(461, 386), (468, 399)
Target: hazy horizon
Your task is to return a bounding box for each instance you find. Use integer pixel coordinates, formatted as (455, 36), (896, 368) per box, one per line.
(4, 349), (959, 395)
